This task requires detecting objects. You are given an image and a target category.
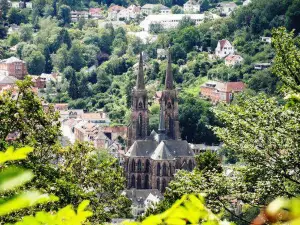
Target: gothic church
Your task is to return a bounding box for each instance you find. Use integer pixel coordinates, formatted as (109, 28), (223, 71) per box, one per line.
(124, 51), (195, 193)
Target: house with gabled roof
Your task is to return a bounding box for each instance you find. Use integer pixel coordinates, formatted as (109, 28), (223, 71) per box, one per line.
(215, 39), (235, 58)
(200, 80), (245, 103)
(217, 2), (237, 16)
(225, 54), (244, 66)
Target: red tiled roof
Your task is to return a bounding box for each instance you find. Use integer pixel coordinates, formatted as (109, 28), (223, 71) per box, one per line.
(225, 54), (242, 61)
(225, 82), (245, 92)
(108, 5), (125, 12)
(219, 39), (230, 50)
(89, 8), (102, 14)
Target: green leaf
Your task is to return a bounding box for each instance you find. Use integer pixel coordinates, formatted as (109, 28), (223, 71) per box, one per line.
(0, 167), (34, 192)
(0, 191), (58, 216)
(0, 146), (33, 164)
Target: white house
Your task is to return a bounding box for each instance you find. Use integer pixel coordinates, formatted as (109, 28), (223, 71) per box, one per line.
(71, 11), (89, 22)
(140, 13), (220, 31)
(117, 5), (141, 21)
(122, 189), (163, 218)
(141, 4), (171, 15)
(261, 36), (272, 44)
(217, 2), (237, 16)
(183, 0), (201, 13)
(243, 0), (251, 6)
(225, 54), (244, 67)
(107, 5), (125, 20)
(215, 39), (235, 58)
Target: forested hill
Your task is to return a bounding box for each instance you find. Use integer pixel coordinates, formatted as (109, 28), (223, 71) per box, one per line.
(0, 0), (299, 144)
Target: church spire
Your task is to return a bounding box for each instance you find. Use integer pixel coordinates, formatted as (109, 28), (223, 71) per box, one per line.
(136, 52), (145, 90)
(165, 49), (173, 90)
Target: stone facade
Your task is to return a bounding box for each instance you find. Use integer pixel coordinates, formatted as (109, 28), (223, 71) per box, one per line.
(0, 57), (27, 80)
(125, 51), (195, 193)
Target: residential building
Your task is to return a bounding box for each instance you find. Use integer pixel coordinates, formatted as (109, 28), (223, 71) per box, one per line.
(124, 52), (195, 193)
(128, 31), (158, 44)
(7, 24), (20, 35)
(157, 48), (167, 59)
(31, 76), (46, 89)
(40, 73), (59, 83)
(81, 111), (110, 125)
(254, 63), (271, 70)
(107, 5), (125, 20)
(189, 143), (223, 155)
(200, 81), (245, 103)
(54, 103), (69, 111)
(261, 36), (272, 44)
(74, 121), (99, 142)
(141, 4), (171, 15)
(117, 5), (141, 21)
(217, 2), (237, 16)
(71, 11), (89, 22)
(215, 39), (235, 58)
(183, 0), (201, 13)
(0, 74), (17, 90)
(225, 54), (244, 66)
(140, 13), (219, 31)
(122, 189), (163, 217)
(89, 8), (104, 19)
(0, 57), (27, 80)
(243, 0), (251, 6)
(11, 1), (32, 8)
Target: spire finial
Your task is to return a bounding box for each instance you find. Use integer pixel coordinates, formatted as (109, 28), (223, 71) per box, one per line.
(165, 48), (173, 90)
(136, 52), (145, 89)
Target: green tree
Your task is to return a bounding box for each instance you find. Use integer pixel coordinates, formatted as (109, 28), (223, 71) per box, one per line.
(58, 4), (71, 26)
(201, 0), (210, 12)
(0, 0), (10, 19)
(171, 5), (184, 14)
(68, 70), (79, 99)
(68, 41), (85, 71)
(177, 16), (195, 29)
(19, 24), (33, 42)
(7, 8), (27, 25)
(25, 51), (46, 75)
(7, 32), (20, 46)
(179, 94), (219, 144)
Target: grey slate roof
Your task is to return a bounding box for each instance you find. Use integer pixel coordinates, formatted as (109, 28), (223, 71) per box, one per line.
(125, 140), (158, 157)
(151, 141), (175, 160)
(126, 139), (194, 159)
(122, 189), (163, 205)
(0, 75), (17, 84)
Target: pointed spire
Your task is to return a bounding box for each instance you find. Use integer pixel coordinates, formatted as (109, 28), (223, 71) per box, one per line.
(165, 48), (173, 90)
(136, 52), (145, 90)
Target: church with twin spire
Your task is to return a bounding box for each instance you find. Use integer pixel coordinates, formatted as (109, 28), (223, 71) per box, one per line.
(124, 51), (195, 193)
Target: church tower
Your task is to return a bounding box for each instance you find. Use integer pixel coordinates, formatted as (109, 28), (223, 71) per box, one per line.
(127, 53), (149, 148)
(160, 49), (181, 140)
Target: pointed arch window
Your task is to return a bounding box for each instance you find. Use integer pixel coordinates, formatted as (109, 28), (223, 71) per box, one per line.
(162, 179), (166, 192)
(169, 162), (172, 175)
(137, 175), (142, 189)
(162, 163), (167, 176)
(188, 160), (193, 171)
(137, 160), (142, 172)
(157, 163), (161, 176)
(138, 101), (143, 109)
(157, 178), (160, 190)
(144, 175), (149, 189)
(137, 113), (143, 137)
(131, 159), (136, 172)
(168, 116), (174, 138)
(145, 159), (150, 173)
(131, 174), (135, 188)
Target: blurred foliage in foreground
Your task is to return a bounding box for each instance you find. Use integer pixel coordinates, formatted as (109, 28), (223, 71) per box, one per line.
(0, 146), (92, 225)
